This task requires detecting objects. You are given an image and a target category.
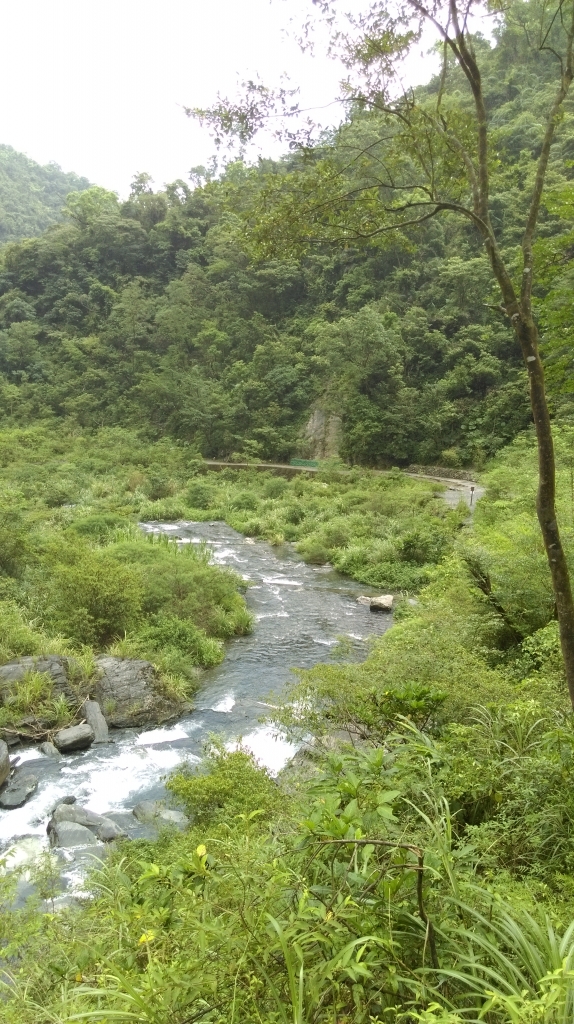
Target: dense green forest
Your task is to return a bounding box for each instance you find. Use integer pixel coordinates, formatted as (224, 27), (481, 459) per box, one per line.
(0, 145), (90, 244)
(5, 0), (574, 1021)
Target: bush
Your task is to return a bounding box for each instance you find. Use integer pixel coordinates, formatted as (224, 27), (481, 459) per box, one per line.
(67, 512), (127, 542)
(167, 746), (283, 823)
(0, 600), (43, 662)
(45, 551), (143, 647)
(135, 614), (224, 669)
(185, 480), (215, 509)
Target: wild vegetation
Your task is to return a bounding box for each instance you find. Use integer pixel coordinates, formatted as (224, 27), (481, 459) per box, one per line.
(0, 426), (253, 734)
(3, 0), (574, 1020)
(0, 145), (90, 243)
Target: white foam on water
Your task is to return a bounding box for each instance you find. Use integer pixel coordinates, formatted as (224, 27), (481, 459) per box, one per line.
(211, 695), (235, 713)
(58, 744), (189, 815)
(255, 612), (290, 620)
(262, 576), (302, 586)
(0, 836), (48, 875)
(212, 547), (238, 562)
(136, 724), (188, 746)
(14, 747), (44, 763)
(228, 725), (298, 775)
(314, 638), (338, 646)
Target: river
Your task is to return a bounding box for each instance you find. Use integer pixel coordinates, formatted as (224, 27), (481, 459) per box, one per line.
(0, 521), (393, 894)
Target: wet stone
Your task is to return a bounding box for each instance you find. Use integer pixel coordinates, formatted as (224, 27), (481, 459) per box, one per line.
(132, 800), (189, 828)
(49, 820), (101, 848)
(38, 741), (61, 758)
(0, 772), (38, 809)
(54, 723), (94, 752)
(0, 739), (9, 786)
(84, 700), (109, 743)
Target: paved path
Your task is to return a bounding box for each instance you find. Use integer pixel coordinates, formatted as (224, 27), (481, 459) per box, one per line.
(203, 460), (483, 510)
(404, 471), (484, 510)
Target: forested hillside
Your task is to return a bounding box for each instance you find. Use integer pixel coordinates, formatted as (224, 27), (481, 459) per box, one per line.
(9, 17), (574, 468)
(0, 145), (90, 244)
(7, 3), (574, 1022)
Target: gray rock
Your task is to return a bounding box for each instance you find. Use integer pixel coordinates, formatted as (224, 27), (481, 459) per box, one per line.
(38, 741), (61, 758)
(49, 820), (101, 848)
(356, 595), (372, 606)
(52, 803), (104, 828)
(49, 803), (126, 843)
(0, 739), (9, 787)
(0, 772), (38, 808)
(370, 594), (394, 612)
(132, 800), (188, 828)
(53, 723), (94, 752)
(96, 818), (126, 841)
(132, 800), (162, 822)
(104, 810), (137, 830)
(158, 809), (189, 826)
(94, 657), (176, 728)
(83, 700), (109, 743)
(0, 656), (78, 701)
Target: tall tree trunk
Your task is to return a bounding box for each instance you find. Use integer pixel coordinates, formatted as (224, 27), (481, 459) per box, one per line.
(517, 315), (574, 706)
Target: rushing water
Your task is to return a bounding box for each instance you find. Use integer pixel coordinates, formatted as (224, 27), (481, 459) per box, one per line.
(0, 521), (393, 891)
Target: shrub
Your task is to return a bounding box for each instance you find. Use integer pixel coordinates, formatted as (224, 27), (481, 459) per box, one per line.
(67, 512), (127, 543)
(45, 551), (143, 647)
(135, 614), (224, 669)
(167, 746), (283, 823)
(185, 480), (215, 509)
(0, 600), (43, 662)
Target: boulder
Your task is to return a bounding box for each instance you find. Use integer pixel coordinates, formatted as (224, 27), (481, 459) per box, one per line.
(356, 596), (372, 606)
(132, 800), (189, 828)
(49, 820), (101, 848)
(83, 699), (109, 743)
(96, 818), (126, 842)
(0, 772), (38, 809)
(369, 594), (394, 612)
(53, 723), (94, 752)
(0, 739), (9, 786)
(94, 657), (180, 728)
(0, 656), (77, 701)
(49, 802), (127, 843)
(38, 741), (61, 757)
(52, 803), (104, 828)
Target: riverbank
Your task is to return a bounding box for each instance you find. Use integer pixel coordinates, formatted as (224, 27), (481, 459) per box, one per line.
(3, 424), (574, 1022)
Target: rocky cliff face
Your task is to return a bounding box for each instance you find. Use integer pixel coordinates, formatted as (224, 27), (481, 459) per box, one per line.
(304, 409), (342, 459)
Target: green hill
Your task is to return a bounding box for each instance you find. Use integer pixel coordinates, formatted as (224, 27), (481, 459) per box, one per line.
(0, 144), (90, 243)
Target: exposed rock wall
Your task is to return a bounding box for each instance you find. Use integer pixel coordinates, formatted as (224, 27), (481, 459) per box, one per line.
(304, 409), (342, 459)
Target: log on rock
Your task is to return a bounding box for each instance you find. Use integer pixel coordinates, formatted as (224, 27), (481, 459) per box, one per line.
(53, 723), (94, 752)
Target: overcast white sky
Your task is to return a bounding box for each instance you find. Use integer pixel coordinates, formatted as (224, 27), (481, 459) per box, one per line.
(0, 0), (440, 197)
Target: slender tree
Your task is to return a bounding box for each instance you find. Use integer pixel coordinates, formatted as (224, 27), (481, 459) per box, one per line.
(193, 0), (574, 707)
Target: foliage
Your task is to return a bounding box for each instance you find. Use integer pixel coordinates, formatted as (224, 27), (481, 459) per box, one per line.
(0, 144), (90, 243)
(0, 426), (253, 729)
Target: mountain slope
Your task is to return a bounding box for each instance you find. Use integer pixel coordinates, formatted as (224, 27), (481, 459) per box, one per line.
(0, 145), (90, 243)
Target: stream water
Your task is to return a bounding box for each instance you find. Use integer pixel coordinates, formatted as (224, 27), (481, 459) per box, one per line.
(0, 521), (393, 894)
